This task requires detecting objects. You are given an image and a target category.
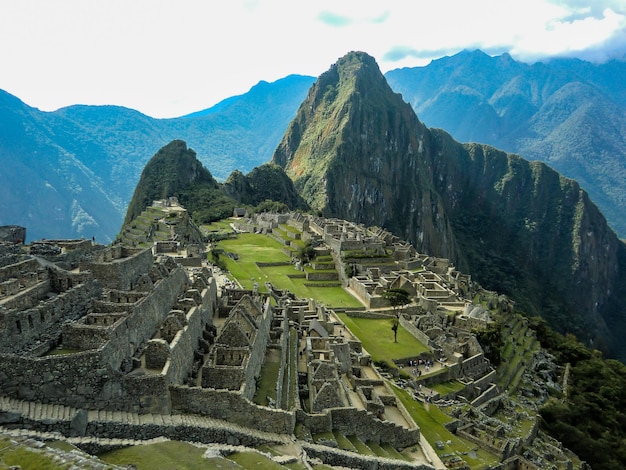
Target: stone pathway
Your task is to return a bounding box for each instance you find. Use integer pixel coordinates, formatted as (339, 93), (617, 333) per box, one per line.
(0, 395), (293, 449)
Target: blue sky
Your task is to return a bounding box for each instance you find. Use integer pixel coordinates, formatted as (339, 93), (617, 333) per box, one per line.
(1, 0), (625, 118)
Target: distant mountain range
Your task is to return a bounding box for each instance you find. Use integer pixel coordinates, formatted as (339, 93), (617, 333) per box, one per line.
(1, 49), (625, 243)
(0, 76), (314, 242)
(386, 50), (626, 237)
(0, 51), (626, 242)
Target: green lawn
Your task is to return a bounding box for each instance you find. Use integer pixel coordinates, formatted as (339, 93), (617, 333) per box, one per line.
(431, 380), (466, 396)
(253, 350), (281, 406)
(0, 437), (67, 470)
(217, 233), (362, 308)
(391, 385), (500, 469)
(337, 314), (429, 366)
(100, 440), (210, 469)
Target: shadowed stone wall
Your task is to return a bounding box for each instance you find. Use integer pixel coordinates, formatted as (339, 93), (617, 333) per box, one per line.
(170, 385), (295, 434)
(80, 247), (153, 291)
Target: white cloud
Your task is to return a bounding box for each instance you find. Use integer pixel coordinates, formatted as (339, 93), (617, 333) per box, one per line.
(0, 0), (624, 117)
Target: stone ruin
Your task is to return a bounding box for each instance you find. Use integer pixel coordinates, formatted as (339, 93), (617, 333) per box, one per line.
(0, 232), (428, 467)
(0, 211), (576, 469)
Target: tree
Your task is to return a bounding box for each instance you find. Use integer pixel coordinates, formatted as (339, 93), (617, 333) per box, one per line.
(391, 318), (399, 343)
(297, 241), (316, 264)
(382, 288), (411, 317)
(383, 288), (410, 343)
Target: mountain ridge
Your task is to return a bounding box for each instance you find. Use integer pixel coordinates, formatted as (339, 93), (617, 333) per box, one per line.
(273, 51), (626, 361)
(0, 75), (314, 242)
(386, 49), (626, 237)
(2, 50), (626, 241)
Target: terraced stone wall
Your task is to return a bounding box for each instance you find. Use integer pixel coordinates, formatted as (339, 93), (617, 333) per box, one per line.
(80, 247), (153, 290)
(163, 277), (217, 385)
(169, 385), (295, 434)
(0, 264), (189, 412)
(0, 277), (100, 353)
(242, 299), (274, 400)
(297, 406), (420, 448)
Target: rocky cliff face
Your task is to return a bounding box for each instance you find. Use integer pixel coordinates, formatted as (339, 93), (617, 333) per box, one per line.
(272, 52), (457, 260)
(385, 50), (626, 238)
(273, 51), (626, 360)
(430, 130), (625, 352)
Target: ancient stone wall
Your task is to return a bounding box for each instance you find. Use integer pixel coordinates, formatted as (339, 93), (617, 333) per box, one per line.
(0, 258), (40, 282)
(169, 385), (295, 434)
(471, 369), (496, 394)
(470, 383), (499, 407)
(275, 317), (289, 409)
(0, 261), (190, 412)
(302, 442), (435, 470)
(295, 409), (332, 434)
(306, 271), (338, 281)
(80, 248), (153, 291)
(62, 320), (116, 351)
(305, 407), (419, 448)
(100, 266), (188, 371)
(0, 225), (26, 243)
(399, 315), (432, 347)
(163, 277), (217, 385)
(0, 349), (109, 406)
(461, 353), (490, 380)
(0, 278), (100, 353)
(242, 299), (273, 400)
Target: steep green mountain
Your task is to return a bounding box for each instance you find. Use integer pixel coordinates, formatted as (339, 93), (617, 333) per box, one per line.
(273, 51), (626, 362)
(123, 140), (227, 225)
(123, 140), (306, 231)
(385, 50), (626, 237)
(0, 75), (314, 242)
(4, 52), (626, 242)
(273, 52), (457, 260)
(222, 163), (309, 211)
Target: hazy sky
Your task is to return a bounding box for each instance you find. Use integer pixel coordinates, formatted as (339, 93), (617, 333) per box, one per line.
(2, 0), (625, 118)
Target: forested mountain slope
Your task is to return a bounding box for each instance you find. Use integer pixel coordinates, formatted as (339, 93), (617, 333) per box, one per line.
(386, 50), (626, 237)
(273, 51), (626, 361)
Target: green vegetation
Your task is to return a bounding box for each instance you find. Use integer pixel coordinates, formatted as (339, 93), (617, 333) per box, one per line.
(123, 140), (224, 225)
(391, 385), (500, 468)
(474, 318), (504, 366)
(99, 440), (207, 469)
(531, 317), (626, 470)
(431, 380), (466, 396)
(224, 163), (309, 211)
(217, 233), (362, 308)
(0, 437), (68, 470)
(382, 289), (411, 335)
(253, 349), (281, 406)
(337, 314), (429, 367)
(227, 450), (288, 469)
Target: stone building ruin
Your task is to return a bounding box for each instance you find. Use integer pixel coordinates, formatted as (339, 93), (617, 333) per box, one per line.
(0, 209), (576, 469)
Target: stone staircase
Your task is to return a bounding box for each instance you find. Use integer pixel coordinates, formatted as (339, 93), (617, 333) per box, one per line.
(0, 395), (292, 452)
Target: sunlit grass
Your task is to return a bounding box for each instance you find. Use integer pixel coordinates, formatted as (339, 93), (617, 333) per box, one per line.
(253, 349), (281, 406)
(0, 438), (67, 470)
(99, 440), (207, 469)
(391, 385), (500, 469)
(217, 233), (362, 308)
(337, 314), (429, 366)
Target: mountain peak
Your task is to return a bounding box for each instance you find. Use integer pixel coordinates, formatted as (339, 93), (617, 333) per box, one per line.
(272, 52), (455, 258)
(318, 51), (388, 97)
(123, 140), (217, 225)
